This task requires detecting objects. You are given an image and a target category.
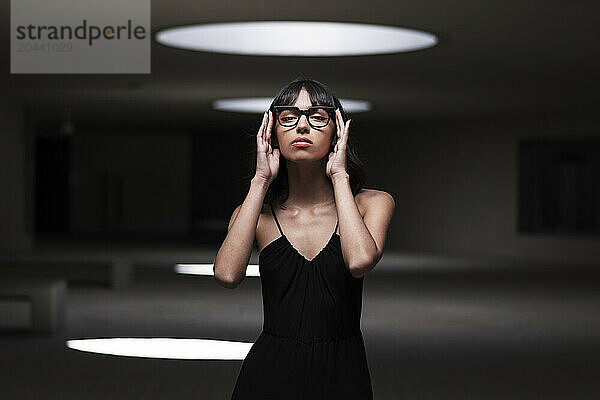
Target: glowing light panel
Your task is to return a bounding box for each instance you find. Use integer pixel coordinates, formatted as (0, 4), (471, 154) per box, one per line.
(175, 263), (260, 277)
(213, 97), (371, 113)
(66, 338), (253, 360)
(155, 21), (437, 56)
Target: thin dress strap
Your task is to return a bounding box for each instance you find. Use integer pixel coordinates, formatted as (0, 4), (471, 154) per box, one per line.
(270, 203), (285, 237)
(271, 202), (338, 237)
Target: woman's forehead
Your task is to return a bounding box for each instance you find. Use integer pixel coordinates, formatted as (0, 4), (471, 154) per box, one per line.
(292, 88), (312, 107)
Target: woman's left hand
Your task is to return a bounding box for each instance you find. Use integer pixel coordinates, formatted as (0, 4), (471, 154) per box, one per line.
(326, 109), (351, 179)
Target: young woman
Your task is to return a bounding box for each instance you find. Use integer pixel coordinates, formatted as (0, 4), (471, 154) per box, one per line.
(213, 77), (395, 399)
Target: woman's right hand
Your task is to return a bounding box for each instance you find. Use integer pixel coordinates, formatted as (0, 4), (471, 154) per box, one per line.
(254, 110), (280, 184)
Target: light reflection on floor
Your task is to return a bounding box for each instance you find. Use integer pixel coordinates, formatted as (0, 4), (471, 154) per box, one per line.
(66, 337), (253, 360)
(175, 263), (260, 277)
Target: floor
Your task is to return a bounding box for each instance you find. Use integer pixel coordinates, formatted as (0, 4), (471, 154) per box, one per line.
(1, 261), (599, 399)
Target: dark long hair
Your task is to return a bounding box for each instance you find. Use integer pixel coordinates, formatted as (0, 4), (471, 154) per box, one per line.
(244, 76), (367, 209)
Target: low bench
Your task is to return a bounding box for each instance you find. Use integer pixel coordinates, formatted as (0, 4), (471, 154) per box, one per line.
(0, 278), (67, 334)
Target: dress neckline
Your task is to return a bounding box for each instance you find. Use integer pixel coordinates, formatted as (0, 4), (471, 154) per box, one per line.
(266, 202), (339, 263)
(259, 232), (340, 263)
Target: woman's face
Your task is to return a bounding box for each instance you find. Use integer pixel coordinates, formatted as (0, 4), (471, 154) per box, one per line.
(274, 87), (336, 161)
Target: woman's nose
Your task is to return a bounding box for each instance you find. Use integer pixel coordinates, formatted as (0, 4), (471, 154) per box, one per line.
(297, 114), (309, 129)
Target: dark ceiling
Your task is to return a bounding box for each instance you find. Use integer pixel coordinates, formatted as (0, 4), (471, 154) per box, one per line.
(2, 0), (599, 127)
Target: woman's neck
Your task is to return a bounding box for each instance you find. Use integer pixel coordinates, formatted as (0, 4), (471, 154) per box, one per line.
(284, 160), (335, 209)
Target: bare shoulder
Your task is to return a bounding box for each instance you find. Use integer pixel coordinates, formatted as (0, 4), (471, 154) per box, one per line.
(356, 188), (395, 215)
(227, 204), (243, 231)
(228, 202), (271, 231)
(255, 202), (271, 237)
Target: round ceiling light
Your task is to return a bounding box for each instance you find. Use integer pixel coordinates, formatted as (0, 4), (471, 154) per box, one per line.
(213, 97), (371, 113)
(155, 21), (437, 56)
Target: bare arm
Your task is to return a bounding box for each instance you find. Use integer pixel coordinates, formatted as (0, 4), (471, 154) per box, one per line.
(328, 109), (395, 278)
(213, 177), (270, 288)
(213, 110), (279, 288)
(332, 174), (395, 278)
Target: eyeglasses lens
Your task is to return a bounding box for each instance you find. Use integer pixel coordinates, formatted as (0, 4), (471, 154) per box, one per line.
(278, 108), (330, 127)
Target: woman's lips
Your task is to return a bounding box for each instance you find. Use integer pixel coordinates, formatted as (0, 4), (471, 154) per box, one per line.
(292, 141), (312, 147)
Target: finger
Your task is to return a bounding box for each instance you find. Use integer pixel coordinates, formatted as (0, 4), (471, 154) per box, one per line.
(262, 112), (269, 145)
(265, 111), (270, 142)
(344, 119), (351, 144)
(258, 112), (266, 136)
(267, 110), (274, 142)
(258, 112), (267, 146)
(340, 120), (349, 147)
(336, 109), (342, 139)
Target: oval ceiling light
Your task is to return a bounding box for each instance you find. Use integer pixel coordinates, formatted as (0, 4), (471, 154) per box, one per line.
(155, 21), (437, 56)
(213, 97), (371, 113)
(66, 338), (253, 360)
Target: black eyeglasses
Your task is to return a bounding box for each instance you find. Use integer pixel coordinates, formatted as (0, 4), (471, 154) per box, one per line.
(271, 106), (335, 129)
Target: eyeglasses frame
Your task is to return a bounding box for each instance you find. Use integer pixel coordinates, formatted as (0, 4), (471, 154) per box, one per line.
(271, 105), (336, 129)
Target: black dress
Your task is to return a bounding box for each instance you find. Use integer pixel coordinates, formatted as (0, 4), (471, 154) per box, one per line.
(230, 203), (373, 400)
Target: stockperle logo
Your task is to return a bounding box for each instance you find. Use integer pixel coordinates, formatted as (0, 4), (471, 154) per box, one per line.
(11, 0), (150, 73)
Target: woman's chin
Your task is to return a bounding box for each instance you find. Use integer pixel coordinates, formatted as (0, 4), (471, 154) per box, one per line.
(286, 154), (329, 163)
